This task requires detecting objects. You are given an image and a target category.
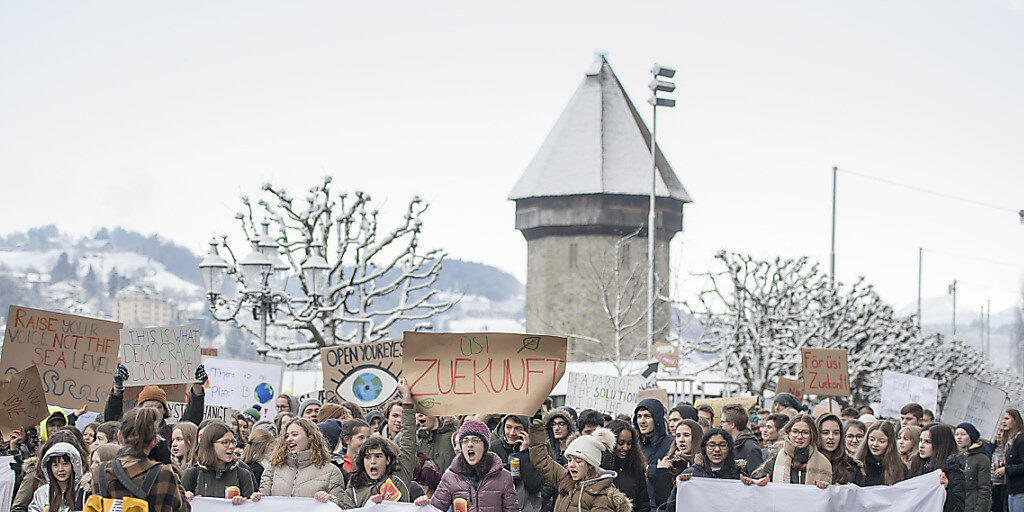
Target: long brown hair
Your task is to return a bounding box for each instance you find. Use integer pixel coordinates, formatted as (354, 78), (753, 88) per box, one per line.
(784, 414), (819, 450)
(816, 414), (850, 484)
(269, 418), (330, 468)
(45, 451), (79, 511)
(855, 420), (903, 485)
(120, 407), (161, 456)
(197, 422), (235, 468)
(172, 422), (199, 468)
(243, 429), (277, 466)
(1005, 409), (1023, 447)
(666, 419), (703, 461)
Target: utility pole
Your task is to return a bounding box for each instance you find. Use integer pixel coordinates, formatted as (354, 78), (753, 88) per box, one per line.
(646, 63), (676, 361)
(987, 299), (992, 359)
(980, 306), (986, 360)
(949, 280), (957, 336)
(830, 166), (837, 283)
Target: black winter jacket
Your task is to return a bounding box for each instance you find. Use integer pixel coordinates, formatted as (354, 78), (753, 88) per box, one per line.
(1005, 434), (1024, 495)
(634, 398), (671, 508)
(609, 458), (649, 512)
(732, 430), (764, 471)
(104, 387), (205, 465)
(490, 415), (545, 512)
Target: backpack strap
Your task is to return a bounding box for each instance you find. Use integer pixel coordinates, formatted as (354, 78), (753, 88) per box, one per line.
(96, 461), (110, 497)
(111, 458), (165, 499)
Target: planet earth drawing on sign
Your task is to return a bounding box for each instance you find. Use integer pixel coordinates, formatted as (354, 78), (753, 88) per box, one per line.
(352, 373), (384, 402)
(254, 382), (274, 404)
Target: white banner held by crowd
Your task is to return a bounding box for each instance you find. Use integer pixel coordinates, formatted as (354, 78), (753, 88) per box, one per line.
(879, 370), (938, 418)
(675, 470), (945, 512)
(941, 375), (1008, 439)
(564, 371), (646, 416)
(190, 496), (443, 512)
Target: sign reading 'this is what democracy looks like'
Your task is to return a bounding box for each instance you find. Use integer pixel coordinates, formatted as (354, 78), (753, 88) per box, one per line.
(1, 305), (121, 410)
(119, 326), (202, 386)
(404, 332), (567, 416)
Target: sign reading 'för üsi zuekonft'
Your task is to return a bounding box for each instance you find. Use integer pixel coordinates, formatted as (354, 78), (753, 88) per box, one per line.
(404, 332), (567, 416)
(800, 347), (850, 397)
(321, 339), (402, 410)
(119, 326), (202, 386)
(1, 305), (121, 411)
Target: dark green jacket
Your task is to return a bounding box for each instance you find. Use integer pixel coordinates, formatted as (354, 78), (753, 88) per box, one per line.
(964, 444), (992, 512)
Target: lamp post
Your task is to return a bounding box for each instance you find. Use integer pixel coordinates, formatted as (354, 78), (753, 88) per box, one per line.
(646, 63), (676, 361)
(199, 231), (321, 361)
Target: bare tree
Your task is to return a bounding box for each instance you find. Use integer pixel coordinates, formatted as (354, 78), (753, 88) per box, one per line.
(214, 177), (457, 366)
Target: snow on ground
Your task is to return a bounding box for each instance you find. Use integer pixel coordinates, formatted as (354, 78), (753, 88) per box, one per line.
(0, 249), (199, 294)
(443, 316), (524, 332)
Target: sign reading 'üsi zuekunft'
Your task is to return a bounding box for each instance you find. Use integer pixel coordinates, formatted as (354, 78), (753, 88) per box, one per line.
(403, 332), (566, 416)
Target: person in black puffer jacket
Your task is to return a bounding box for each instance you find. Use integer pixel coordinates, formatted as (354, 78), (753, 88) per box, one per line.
(1001, 409), (1024, 512)
(490, 414), (545, 512)
(910, 423), (965, 512)
(600, 420), (649, 512)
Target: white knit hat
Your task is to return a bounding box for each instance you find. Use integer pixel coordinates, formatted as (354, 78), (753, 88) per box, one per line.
(564, 427), (616, 468)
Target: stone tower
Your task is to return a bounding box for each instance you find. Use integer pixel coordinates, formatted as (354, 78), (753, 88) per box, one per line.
(509, 55), (692, 361)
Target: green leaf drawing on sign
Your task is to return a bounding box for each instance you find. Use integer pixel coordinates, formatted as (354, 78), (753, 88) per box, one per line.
(517, 337), (541, 353)
(418, 398), (438, 409)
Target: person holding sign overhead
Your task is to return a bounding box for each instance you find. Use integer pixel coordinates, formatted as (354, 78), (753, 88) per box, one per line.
(103, 362), (209, 465)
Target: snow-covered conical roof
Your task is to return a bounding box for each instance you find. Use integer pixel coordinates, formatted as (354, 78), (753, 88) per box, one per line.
(509, 54), (692, 202)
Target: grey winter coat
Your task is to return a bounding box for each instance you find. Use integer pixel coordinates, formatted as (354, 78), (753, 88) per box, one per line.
(259, 450), (345, 504)
(431, 452), (520, 512)
(28, 443), (85, 512)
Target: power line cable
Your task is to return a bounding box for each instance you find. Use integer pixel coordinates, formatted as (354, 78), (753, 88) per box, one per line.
(836, 167), (1019, 214)
(922, 246), (1024, 270)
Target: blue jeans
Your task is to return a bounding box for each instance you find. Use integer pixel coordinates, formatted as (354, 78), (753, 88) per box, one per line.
(1009, 493), (1024, 512)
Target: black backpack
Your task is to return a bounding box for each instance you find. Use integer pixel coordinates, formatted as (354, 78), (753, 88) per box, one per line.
(95, 458), (164, 500)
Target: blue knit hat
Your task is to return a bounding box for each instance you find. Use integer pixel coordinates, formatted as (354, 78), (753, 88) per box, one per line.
(957, 422), (981, 444)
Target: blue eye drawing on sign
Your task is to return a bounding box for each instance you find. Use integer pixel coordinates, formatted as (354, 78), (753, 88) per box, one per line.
(332, 363), (401, 409)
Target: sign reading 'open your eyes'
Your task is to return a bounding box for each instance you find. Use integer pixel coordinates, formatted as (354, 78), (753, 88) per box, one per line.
(320, 339), (403, 410)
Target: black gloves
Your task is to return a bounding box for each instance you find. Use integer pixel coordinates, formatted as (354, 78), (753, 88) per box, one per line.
(113, 363), (129, 389)
(195, 364), (208, 383)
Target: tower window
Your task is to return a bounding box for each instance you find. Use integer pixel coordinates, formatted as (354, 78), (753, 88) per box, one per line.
(569, 243), (578, 269)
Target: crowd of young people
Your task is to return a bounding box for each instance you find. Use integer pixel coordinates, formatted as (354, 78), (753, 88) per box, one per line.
(4, 368), (1022, 512)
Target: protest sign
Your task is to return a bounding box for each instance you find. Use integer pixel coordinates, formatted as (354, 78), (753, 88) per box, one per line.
(775, 377), (804, 399)
(694, 396), (759, 426)
(638, 387), (671, 412)
(118, 326), (202, 386)
(203, 357), (283, 421)
(941, 375), (1008, 439)
(879, 370), (938, 419)
(201, 348), (219, 357)
(653, 343), (678, 367)
(168, 402), (233, 422)
(565, 371), (647, 416)
(811, 398), (842, 418)
(0, 365), (49, 436)
(404, 332), (567, 415)
(675, 469), (945, 512)
(321, 339), (402, 410)
(800, 348), (849, 396)
(1, 305), (121, 410)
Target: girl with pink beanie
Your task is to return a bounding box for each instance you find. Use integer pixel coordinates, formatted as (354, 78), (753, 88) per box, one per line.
(416, 420), (520, 512)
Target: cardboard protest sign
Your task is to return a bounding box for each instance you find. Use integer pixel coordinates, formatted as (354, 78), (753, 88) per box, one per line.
(168, 402), (233, 422)
(0, 366), (49, 436)
(203, 357), (283, 421)
(637, 388), (671, 412)
(810, 398), (842, 418)
(1, 306), (121, 410)
(200, 348), (219, 357)
(941, 375), (1007, 439)
(879, 370), (938, 419)
(653, 343), (678, 367)
(118, 326), (202, 386)
(321, 339), (402, 410)
(694, 396), (758, 426)
(404, 332), (566, 415)
(775, 377), (804, 399)
(124, 384), (188, 408)
(800, 348), (849, 396)
(565, 371), (647, 416)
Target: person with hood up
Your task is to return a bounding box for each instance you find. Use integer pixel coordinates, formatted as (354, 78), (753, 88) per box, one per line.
(365, 410), (385, 433)
(720, 405), (763, 471)
(415, 420), (519, 512)
(414, 410), (458, 473)
(544, 409), (577, 466)
(340, 378), (420, 507)
(28, 442), (86, 512)
(299, 398), (322, 423)
(39, 408), (69, 441)
(666, 405), (698, 434)
(182, 422), (255, 503)
(104, 362), (207, 465)
(955, 423), (992, 512)
(910, 423), (965, 512)
(751, 414), (832, 486)
(488, 414), (545, 512)
(276, 393), (301, 416)
(527, 416), (632, 512)
(633, 398), (669, 506)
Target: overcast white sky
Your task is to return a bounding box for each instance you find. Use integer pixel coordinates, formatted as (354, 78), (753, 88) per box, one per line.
(2, 0), (1023, 315)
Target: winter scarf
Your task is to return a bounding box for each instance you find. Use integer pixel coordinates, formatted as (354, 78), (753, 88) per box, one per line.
(772, 440), (832, 485)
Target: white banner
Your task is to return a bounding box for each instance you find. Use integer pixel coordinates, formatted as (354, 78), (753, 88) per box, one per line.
(203, 357), (284, 421)
(564, 371), (646, 416)
(940, 375), (1008, 440)
(879, 370), (938, 419)
(675, 470), (946, 512)
(191, 496), (442, 512)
